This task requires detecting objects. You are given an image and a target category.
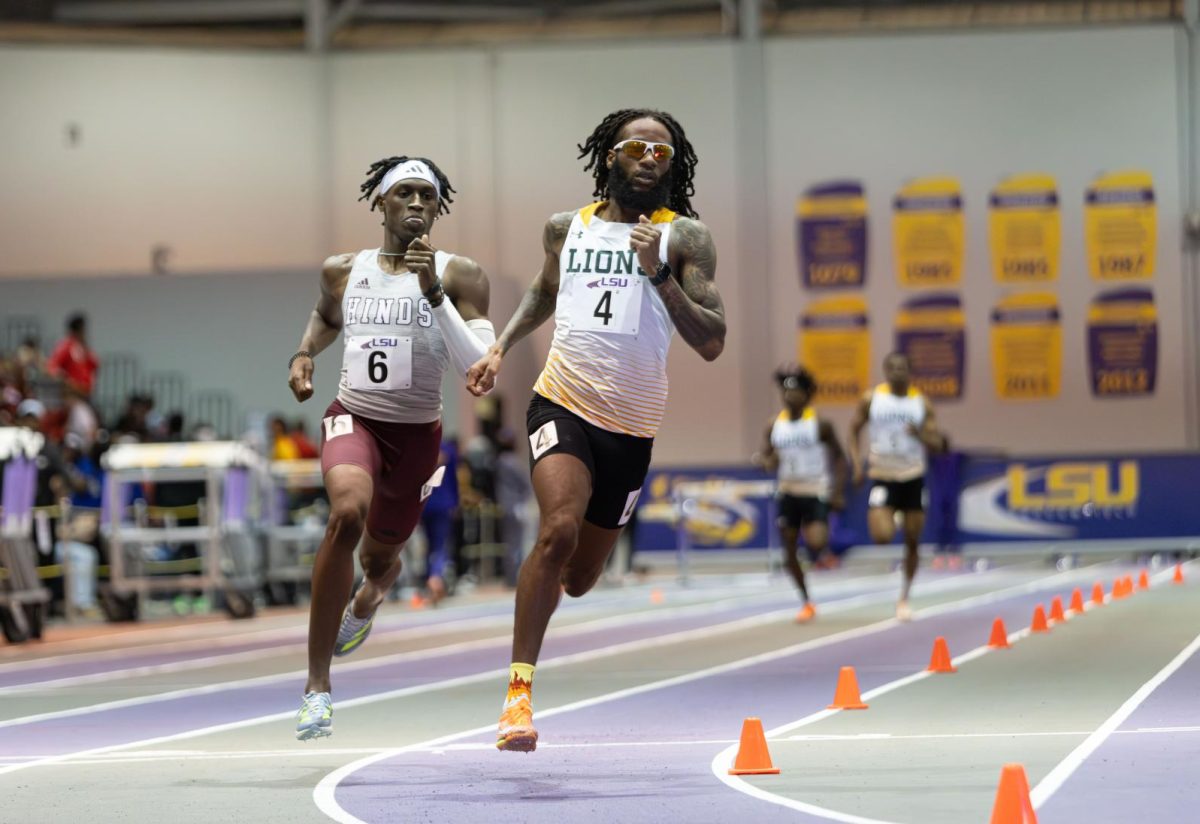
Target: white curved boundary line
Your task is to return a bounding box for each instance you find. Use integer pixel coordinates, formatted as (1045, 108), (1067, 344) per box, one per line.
(710, 562), (1185, 822)
(312, 566), (1096, 823)
(0, 573), (918, 777)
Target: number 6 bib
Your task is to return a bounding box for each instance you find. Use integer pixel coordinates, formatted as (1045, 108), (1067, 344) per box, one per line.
(566, 275), (644, 336)
(345, 335), (413, 391)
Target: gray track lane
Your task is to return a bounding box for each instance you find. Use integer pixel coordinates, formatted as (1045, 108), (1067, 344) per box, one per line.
(739, 580), (1200, 823)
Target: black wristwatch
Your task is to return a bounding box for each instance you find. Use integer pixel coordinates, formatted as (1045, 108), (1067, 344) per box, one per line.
(423, 278), (445, 307)
(649, 261), (672, 287)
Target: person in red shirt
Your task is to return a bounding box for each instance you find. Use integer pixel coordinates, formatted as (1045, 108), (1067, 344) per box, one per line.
(46, 313), (99, 396)
(289, 418), (320, 459)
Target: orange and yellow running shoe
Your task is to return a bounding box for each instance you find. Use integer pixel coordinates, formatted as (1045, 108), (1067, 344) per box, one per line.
(496, 676), (538, 752)
(795, 603), (817, 624)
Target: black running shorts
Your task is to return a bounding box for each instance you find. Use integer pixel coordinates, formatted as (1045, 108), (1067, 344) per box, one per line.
(868, 477), (926, 513)
(525, 393), (653, 529)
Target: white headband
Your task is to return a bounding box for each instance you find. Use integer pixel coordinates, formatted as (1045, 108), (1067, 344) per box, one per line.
(377, 160), (440, 202)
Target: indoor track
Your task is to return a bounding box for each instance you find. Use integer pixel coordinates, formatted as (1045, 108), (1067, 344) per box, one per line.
(0, 559), (1195, 823)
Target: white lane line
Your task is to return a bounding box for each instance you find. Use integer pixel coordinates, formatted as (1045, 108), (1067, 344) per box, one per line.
(0, 576), (820, 685)
(0, 575), (772, 673)
(0, 574), (949, 777)
(0, 579), (891, 727)
(1029, 627), (1200, 807)
(310, 565), (1099, 824)
(0, 577), (851, 693)
(710, 561), (1185, 824)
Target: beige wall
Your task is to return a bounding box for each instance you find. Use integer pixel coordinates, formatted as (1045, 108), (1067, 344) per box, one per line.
(0, 26), (1190, 460)
(0, 46), (324, 276)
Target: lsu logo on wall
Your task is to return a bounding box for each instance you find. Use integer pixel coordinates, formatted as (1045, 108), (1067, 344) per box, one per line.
(1008, 462), (1139, 511)
(642, 473), (758, 547)
(960, 460), (1140, 539)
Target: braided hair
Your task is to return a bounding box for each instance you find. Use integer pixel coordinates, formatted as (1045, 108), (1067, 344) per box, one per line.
(576, 108), (699, 218)
(357, 156), (456, 215)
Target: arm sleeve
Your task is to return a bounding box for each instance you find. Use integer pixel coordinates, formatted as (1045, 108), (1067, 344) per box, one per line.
(430, 299), (496, 378)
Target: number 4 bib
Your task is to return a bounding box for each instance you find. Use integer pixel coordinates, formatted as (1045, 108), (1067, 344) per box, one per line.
(345, 335), (413, 391)
(568, 275), (644, 336)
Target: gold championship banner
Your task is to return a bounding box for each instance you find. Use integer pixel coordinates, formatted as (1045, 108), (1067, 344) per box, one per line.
(894, 294), (966, 400)
(799, 296), (870, 404)
(990, 292), (1062, 400)
(1084, 170), (1156, 281)
(989, 173), (1060, 283)
(796, 180), (869, 289)
(1087, 288), (1157, 397)
(893, 176), (964, 288)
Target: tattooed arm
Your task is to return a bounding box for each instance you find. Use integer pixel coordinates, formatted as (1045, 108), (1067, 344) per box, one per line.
(631, 216), (726, 361)
(466, 212), (571, 396)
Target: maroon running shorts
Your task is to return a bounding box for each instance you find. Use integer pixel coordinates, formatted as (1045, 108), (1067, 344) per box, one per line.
(319, 398), (442, 544)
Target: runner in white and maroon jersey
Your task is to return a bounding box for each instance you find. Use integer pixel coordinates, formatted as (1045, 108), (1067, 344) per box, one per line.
(286, 156), (495, 740)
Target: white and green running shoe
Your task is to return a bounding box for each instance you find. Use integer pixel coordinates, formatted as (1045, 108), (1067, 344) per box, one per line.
(296, 691), (333, 740)
(334, 603), (375, 658)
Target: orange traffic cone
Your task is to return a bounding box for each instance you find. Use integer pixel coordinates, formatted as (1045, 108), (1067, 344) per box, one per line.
(1091, 582), (1105, 606)
(649, 588), (665, 605)
(1112, 577), (1127, 600)
(1069, 588), (1085, 615)
(728, 717), (781, 775)
(1174, 563), (1185, 584)
(988, 618), (1010, 649)
(1030, 604), (1050, 633)
(827, 666), (869, 710)
(1124, 575), (1135, 595)
(1137, 570), (1149, 591)
(989, 763), (1039, 824)
(409, 592), (427, 610)
(1049, 596), (1066, 623)
(928, 636), (957, 673)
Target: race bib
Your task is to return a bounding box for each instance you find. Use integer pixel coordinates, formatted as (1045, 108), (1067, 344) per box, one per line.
(345, 335), (412, 391)
(566, 274), (644, 336)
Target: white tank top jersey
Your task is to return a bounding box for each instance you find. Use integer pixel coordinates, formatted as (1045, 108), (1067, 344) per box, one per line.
(533, 202), (676, 438)
(771, 408), (829, 498)
(867, 383), (927, 481)
(336, 248), (453, 424)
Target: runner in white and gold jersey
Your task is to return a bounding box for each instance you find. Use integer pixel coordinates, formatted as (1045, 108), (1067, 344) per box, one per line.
(756, 365), (847, 623)
(848, 352), (946, 621)
(468, 108), (727, 752)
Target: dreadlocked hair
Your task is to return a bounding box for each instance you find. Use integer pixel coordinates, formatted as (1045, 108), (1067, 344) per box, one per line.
(576, 108), (699, 219)
(775, 364), (817, 394)
(357, 156), (456, 215)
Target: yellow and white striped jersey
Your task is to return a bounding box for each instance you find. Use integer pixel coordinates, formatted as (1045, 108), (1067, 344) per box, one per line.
(533, 202), (676, 438)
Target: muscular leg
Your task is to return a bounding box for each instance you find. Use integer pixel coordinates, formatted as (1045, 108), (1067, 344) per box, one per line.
(802, 520), (830, 572)
(900, 510), (925, 601)
(779, 525), (808, 602)
(560, 520), (623, 599)
(867, 506), (898, 544)
(350, 531), (405, 620)
(306, 465), (372, 694)
(511, 454), (590, 665)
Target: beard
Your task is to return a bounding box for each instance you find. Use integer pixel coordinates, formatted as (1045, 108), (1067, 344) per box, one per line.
(607, 161), (673, 213)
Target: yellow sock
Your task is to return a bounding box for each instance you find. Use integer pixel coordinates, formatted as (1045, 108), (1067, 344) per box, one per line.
(508, 663), (535, 692)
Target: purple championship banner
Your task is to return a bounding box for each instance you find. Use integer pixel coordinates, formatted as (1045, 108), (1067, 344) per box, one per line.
(796, 180), (868, 290)
(1087, 287), (1157, 398)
